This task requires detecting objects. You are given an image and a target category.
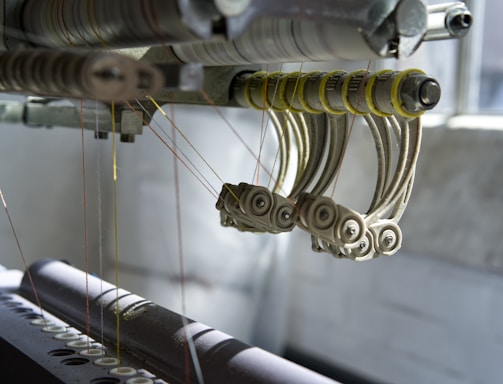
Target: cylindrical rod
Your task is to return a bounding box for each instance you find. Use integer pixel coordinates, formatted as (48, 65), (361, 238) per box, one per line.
(18, 0), (213, 48)
(20, 259), (338, 384)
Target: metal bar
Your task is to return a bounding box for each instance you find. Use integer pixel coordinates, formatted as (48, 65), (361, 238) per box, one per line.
(19, 259), (339, 384)
(13, 0), (215, 49)
(0, 49), (165, 101)
(454, 0), (484, 114)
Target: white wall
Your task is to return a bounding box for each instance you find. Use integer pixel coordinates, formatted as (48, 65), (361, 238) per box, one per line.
(286, 125), (503, 384)
(2, 93), (503, 384)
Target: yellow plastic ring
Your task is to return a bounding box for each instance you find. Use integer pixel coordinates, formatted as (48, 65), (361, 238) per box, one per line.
(391, 68), (426, 118)
(342, 69), (370, 115)
(276, 73), (292, 112)
(365, 69), (394, 117)
(267, 71), (289, 112)
(298, 71), (324, 114)
(282, 72), (306, 113)
(244, 71), (268, 110)
(318, 70), (346, 115)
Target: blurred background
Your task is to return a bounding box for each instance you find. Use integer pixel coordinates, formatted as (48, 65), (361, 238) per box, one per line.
(0, 0), (502, 383)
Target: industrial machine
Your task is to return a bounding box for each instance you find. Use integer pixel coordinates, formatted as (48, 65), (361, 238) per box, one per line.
(0, 1), (472, 383)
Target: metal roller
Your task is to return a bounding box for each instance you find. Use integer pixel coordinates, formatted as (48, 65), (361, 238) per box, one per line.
(10, 0), (471, 61)
(16, 0), (215, 48)
(18, 259), (338, 384)
(233, 69), (441, 118)
(0, 49), (165, 101)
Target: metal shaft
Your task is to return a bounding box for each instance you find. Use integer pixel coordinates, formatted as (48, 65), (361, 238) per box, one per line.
(0, 49), (165, 101)
(19, 259), (338, 384)
(12, 0), (470, 61)
(13, 0), (214, 49)
(233, 69), (441, 118)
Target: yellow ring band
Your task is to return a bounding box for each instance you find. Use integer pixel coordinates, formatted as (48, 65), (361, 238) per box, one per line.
(244, 71), (267, 110)
(319, 70), (346, 115)
(283, 72), (306, 113)
(365, 69), (394, 117)
(265, 71), (288, 112)
(298, 71), (324, 114)
(391, 68), (426, 118)
(342, 69), (369, 115)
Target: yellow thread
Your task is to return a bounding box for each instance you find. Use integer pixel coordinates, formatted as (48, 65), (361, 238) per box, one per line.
(342, 70), (369, 115)
(148, 96), (168, 117)
(365, 70), (393, 117)
(148, 96), (242, 204)
(298, 71), (324, 114)
(318, 71), (346, 115)
(111, 101), (120, 366)
(391, 68), (425, 118)
(112, 106), (117, 182)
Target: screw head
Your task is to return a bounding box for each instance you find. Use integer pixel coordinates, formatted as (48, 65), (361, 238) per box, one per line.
(310, 199), (336, 230)
(452, 13), (472, 29)
(342, 219), (359, 242)
(419, 79), (441, 108)
(380, 229), (396, 249)
(250, 191), (271, 216)
(447, 8), (472, 37)
(275, 205), (295, 231)
(319, 208), (329, 221)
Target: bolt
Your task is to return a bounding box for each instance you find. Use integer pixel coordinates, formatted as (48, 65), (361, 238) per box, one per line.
(319, 208), (329, 221)
(342, 219), (360, 242)
(452, 13), (472, 29)
(383, 235), (394, 246)
(401, 74), (441, 113)
(447, 9), (472, 36)
(381, 229), (396, 248)
(282, 211), (291, 220)
(256, 198), (265, 208)
(346, 226), (356, 236)
(419, 79), (441, 107)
